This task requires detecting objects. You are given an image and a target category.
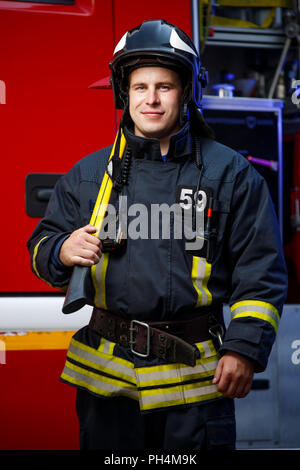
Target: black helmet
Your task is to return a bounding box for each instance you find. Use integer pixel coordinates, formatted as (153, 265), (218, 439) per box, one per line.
(110, 19), (208, 112)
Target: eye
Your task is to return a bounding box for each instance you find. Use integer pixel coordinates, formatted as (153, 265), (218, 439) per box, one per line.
(134, 85), (145, 91)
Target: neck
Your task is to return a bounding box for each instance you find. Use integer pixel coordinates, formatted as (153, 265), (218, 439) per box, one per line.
(159, 136), (171, 156)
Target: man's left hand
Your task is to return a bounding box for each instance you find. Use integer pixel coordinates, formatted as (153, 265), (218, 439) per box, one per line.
(213, 351), (254, 399)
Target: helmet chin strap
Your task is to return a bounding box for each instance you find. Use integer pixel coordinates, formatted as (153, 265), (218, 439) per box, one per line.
(180, 102), (189, 126)
(119, 93), (131, 129)
(179, 85), (192, 126)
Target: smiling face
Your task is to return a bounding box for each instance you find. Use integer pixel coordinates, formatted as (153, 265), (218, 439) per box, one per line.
(128, 66), (183, 152)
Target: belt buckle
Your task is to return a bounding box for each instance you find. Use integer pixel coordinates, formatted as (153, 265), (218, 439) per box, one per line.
(129, 319), (150, 358)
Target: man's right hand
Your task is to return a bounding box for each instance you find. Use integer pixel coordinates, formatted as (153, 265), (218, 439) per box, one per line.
(59, 224), (102, 267)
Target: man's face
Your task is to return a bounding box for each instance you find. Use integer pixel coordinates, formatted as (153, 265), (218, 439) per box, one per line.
(128, 66), (182, 142)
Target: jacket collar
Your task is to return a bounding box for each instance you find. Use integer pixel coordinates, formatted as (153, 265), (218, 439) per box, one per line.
(123, 122), (193, 162)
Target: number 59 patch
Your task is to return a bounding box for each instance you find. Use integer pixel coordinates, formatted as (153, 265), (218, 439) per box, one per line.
(176, 185), (212, 213)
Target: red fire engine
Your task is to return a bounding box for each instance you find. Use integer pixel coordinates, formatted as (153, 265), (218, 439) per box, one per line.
(0, 0), (191, 450)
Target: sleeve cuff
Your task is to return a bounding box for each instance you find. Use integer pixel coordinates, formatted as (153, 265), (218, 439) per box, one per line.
(219, 317), (276, 373)
(50, 234), (70, 271)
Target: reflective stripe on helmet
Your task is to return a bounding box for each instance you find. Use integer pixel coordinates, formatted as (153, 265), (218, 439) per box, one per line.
(170, 28), (197, 57)
(114, 32), (128, 55)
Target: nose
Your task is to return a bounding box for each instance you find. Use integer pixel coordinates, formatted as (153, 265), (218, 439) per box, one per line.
(146, 86), (160, 105)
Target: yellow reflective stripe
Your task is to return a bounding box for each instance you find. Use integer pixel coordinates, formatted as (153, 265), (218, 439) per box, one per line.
(32, 236), (54, 287)
(195, 339), (216, 358)
(32, 236), (68, 291)
(139, 380), (222, 411)
(61, 336), (223, 411)
(97, 337), (115, 355)
(135, 339), (218, 376)
(191, 256), (212, 306)
(89, 129), (126, 308)
(70, 337), (134, 372)
(61, 360), (138, 400)
(67, 339), (135, 383)
(66, 348), (135, 385)
(136, 340), (219, 388)
(231, 300), (280, 333)
(203, 261), (212, 304)
(212, 9), (275, 29)
(140, 379), (219, 398)
(92, 252), (109, 309)
(214, 0), (292, 7)
(136, 353), (217, 377)
(100, 254), (110, 308)
(136, 359), (218, 388)
(191, 256), (202, 306)
(97, 336), (106, 352)
(231, 300), (279, 315)
(90, 129), (126, 233)
(32, 236), (48, 277)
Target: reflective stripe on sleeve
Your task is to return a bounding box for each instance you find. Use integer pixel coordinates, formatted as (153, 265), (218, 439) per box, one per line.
(32, 236), (55, 287)
(32, 236), (48, 277)
(230, 300), (280, 333)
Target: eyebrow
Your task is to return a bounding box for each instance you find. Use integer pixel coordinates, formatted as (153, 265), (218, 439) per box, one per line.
(130, 81), (176, 88)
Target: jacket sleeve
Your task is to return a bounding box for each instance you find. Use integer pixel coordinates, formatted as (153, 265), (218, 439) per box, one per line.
(219, 161), (288, 372)
(26, 162), (82, 289)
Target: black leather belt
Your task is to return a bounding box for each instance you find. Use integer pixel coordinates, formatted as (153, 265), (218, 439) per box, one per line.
(89, 307), (223, 366)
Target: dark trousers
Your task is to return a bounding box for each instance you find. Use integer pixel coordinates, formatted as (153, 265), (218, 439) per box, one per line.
(76, 388), (236, 450)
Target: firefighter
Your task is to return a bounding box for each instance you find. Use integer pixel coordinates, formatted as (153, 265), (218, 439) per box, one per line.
(27, 19), (288, 450)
